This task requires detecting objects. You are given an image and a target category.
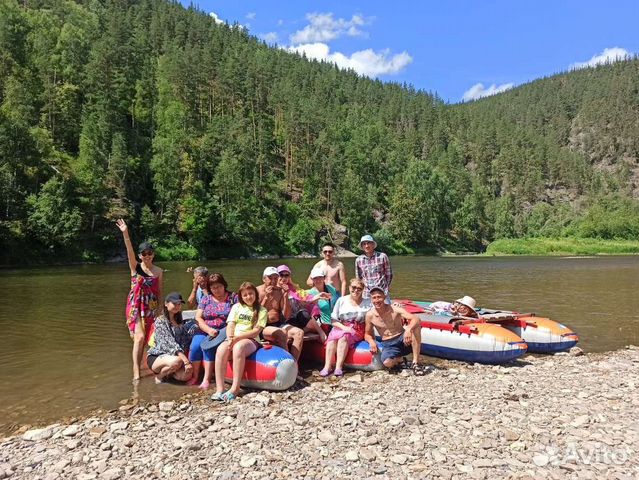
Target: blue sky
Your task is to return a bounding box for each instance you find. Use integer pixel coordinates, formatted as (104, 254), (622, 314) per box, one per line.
(183, 1), (639, 103)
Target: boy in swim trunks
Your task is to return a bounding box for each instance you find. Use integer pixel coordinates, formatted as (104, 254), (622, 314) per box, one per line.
(364, 287), (426, 375)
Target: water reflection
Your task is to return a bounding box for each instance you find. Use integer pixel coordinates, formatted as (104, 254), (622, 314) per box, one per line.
(0, 256), (637, 434)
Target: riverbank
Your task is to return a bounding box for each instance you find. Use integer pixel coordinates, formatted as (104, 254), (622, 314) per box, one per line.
(485, 237), (639, 256)
(2, 348), (638, 479)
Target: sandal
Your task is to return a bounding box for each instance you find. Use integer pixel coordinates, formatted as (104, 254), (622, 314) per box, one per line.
(222, 391), (237, 403)
(210, 392), (224, 402)
(333, 368), (344, 377)
(319, 368), (332, 377)
(412, 363), (427, 376)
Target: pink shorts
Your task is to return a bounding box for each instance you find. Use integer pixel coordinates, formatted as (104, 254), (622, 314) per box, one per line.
(325, 327), (363, 348)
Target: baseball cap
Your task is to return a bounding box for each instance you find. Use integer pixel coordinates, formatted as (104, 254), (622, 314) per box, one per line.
(165, 292), (185, 304)
(263, 266), (279, 277)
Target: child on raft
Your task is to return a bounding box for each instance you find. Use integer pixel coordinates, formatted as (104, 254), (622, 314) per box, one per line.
(212, 282), (268, 402)
(116, 219), (163, 382)
(320, 278), (371, 377)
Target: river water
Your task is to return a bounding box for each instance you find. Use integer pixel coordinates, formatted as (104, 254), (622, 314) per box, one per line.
(1, 255), (637, 435)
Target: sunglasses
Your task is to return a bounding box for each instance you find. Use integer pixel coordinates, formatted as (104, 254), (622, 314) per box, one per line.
(322, 250), (334, 254)
(350, 286), (363, 291)
(279, 273), (290, 277)
(140, 251), (154, 257)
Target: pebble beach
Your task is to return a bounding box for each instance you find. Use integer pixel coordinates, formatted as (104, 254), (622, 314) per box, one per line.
(2, 347), (638, 480)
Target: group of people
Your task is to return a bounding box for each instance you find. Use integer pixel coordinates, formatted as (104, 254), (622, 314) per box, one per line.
(118, 220), (477, 401)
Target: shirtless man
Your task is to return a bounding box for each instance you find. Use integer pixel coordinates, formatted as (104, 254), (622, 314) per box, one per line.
(257, 266), (304, 361)
(306, 242), (347, 296)
(364, 287), (426, 375)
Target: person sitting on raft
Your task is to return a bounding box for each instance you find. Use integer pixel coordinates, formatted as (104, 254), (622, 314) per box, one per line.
(277, 264), (330, 343)
(187, 266), (209, 309)
(308, 267), (340, 335)
(258, 267), (304, 361)
(320, 278), (371, 377)
(212, 282), (268, 402)
(188, 273), (238, 389)
(146, 292), (196, 384)
(116, 219), (163, 382)
(365, 287), (427, 375)
(429, 296), (479, 319)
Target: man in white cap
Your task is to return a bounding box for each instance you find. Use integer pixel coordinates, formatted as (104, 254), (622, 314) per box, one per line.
(257, 267), (304, 360)
(355, 234), (393, 300)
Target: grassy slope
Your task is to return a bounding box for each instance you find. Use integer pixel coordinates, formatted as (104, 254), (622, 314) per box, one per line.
(485, 238), (639, 255)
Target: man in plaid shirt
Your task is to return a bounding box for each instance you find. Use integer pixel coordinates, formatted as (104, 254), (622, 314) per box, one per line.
(355, 235), (393, 301)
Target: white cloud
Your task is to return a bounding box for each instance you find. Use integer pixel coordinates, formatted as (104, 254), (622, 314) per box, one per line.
(262, 32), (279, 44)
(277, 19), (284, 26)
(209, 12), (224, 25)
(246, 12), (256, 20)
(288, 42), (412, 77)
(570, 47), (630, 69)
(290, 13), (368, 44)
(462, 82), (514, 102)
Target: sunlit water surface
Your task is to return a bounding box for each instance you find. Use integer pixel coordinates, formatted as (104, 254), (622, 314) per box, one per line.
(1, 255), (637, 434)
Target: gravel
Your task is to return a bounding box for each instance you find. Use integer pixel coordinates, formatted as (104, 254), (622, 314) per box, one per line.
(2, 347), (638, 479)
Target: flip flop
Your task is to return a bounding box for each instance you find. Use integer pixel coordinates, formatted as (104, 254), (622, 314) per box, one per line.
(210, 392), (224, 402)
(319, 368), (332, 377)
(333, 368), (344, 377)
(222, 391), (237, 403)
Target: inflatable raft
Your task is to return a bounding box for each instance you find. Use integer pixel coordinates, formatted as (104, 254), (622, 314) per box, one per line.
(224, 344), (297, 391)
(409, 300), (579, 354)
(301, 337), (384, 371)
(178, 311), (298, 391)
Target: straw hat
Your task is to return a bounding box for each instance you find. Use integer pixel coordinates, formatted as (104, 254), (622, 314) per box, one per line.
(455, 295), (477, 314)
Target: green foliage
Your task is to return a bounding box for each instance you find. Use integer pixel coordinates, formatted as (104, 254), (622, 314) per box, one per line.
(1, 0), (638, 265)
(285, 216), (320, 255)
(373, 227), (415, 255)
(486, 237), (639, 256)
(154, 237), (199, 261)
(26, 176), (82, 248)
(571, 196), (639, 239)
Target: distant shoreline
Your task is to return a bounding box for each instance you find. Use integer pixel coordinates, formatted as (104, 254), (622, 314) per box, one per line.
(1, 237), (638, 269)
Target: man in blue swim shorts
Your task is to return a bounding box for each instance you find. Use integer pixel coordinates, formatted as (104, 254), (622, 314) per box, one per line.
(364, 287), (427, 375)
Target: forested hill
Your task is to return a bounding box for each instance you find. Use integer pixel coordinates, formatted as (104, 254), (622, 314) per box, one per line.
(1, 0), (638, 265)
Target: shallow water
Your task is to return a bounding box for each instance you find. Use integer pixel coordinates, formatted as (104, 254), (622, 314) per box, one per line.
(0, 255), (637, 435)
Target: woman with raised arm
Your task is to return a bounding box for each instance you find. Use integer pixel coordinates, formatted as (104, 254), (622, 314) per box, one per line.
(116, 219), (163, 382)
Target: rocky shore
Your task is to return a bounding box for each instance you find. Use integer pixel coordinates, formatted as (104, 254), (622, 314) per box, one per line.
(2, 348), (638, 480)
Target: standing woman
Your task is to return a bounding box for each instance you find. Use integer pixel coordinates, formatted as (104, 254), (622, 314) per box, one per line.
(188, 273), (238, 389)
(212, 282), (268, 402)
(116, 219), (163, 382)
(320, 278), (371, 377)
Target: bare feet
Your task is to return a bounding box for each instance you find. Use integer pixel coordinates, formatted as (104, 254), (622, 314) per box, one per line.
(186, 377), (200, 386)
(198, 380), (210, 390)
